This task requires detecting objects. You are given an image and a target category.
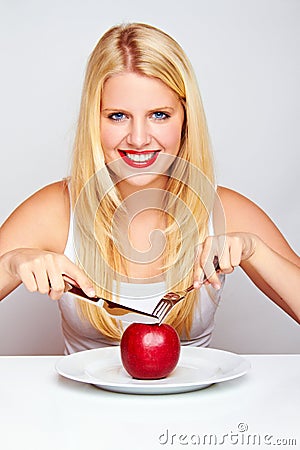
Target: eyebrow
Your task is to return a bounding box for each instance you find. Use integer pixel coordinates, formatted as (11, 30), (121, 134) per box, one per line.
(101, 106), (175, 113)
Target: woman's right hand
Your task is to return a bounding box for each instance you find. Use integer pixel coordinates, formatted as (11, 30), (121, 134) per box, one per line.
(0, 248), (95, 300)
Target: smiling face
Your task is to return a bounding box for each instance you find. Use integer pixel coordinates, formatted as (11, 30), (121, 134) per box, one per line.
(100, 72), (185, 195)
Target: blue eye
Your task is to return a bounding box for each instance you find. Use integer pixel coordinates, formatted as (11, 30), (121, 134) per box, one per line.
(109, 112), (126, 121)
(152, 111), (170, 120)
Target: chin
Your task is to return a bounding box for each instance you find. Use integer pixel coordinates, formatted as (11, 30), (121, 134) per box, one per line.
(127, 174), (163, 185)
(106, 152), (177, 190)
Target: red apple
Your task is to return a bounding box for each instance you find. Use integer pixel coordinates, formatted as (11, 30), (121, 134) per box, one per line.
(120, 323), (181, 379)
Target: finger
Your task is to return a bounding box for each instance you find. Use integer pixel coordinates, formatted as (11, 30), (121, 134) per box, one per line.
(193, 265), (204, 289)
(217, 246), (234, 274)
(19, 269), (38, 293)
(194, 244), (214, 287)
(202, 239), (226, 289)
(61, 257), (95, 297)
(47, 273), (65, 301)
(229, 237), (243, 268)
(33, 269), (52, 295)
(218, 236), (243, 273)
(62, 274), (79, 286)
(199, 237), (219, 281)
(197, 238), (221, 289)
(203, 269), (221, 290)
(39, 255), (66, 300)
(48, 284), (65, 301)
(193, 244), (204, 288)
(19, 254), (51, 295)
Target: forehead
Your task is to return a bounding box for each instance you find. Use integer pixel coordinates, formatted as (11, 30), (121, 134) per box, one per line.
(101, 72), (181, 108)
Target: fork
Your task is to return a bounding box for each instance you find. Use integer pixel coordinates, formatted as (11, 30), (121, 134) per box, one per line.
(153, 257), (220, 323)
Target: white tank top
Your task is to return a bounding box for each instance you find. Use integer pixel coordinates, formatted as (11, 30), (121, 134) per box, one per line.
(58, 209), (225, 354)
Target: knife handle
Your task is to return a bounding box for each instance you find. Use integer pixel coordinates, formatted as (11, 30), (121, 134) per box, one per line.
(64, 283), (104, 305)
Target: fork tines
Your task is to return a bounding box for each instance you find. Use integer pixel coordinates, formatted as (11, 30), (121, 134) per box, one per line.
(152, 302), (173, 321)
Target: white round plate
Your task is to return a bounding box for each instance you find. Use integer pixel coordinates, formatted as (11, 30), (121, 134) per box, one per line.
(55, 347), (250, 394)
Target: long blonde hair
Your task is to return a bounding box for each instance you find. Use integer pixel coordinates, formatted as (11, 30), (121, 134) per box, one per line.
(70, 23), (215, 341)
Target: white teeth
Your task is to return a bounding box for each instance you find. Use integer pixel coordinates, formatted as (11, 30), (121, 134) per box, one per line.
(124, 152), (156, 163)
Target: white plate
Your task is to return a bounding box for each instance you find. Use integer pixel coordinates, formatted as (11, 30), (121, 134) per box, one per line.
(55, 347), (250, 394)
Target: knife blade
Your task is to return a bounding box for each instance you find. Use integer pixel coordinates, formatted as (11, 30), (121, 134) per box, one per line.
(64, 283), (159, 324)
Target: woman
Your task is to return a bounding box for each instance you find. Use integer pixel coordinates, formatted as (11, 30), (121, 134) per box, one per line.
(0, 23), (299, 353)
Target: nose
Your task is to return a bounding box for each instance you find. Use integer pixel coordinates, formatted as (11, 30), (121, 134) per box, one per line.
(126, 117), (151, 148)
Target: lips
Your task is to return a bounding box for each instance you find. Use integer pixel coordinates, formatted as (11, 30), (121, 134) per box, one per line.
(118, 150), (160, 168)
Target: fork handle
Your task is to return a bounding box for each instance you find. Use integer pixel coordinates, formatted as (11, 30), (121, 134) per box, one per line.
(189, 256), (220, 290)
(204, 256), (220, 281)
(185, 285), (195, 293)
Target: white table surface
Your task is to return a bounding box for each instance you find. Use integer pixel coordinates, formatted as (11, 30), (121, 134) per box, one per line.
(0, 353), (299, 450)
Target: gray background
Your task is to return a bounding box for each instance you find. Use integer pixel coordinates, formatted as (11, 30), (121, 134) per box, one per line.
(0, 0), (299, 355)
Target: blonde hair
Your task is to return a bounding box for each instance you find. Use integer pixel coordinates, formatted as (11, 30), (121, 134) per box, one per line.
(70, 23), (215, 341)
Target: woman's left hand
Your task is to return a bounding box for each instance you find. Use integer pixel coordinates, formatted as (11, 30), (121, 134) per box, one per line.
(193, 232), (259, 289)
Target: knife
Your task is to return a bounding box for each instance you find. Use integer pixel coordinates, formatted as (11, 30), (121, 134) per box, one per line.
(64, 282), (159, 324)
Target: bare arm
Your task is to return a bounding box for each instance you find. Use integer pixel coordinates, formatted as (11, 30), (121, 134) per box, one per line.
(0, 180), (94, 300)
(194, 186), (300, 322)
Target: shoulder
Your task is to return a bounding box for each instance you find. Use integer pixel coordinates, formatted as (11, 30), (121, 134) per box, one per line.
(216, 185), (277, 232)
(0, 180), (70, 255)
(21, 179), (70, 213)
(215, 185), (299, 263)
(216, 185), (265, 228)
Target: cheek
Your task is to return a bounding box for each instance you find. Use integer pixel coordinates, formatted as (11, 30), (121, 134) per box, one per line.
(161, 122), (183, 152)
(100, 124), (122, 152)
(100, 130), (111, 150)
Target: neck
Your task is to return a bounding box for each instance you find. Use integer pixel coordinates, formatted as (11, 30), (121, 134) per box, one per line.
(116, 174), (169, 200)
